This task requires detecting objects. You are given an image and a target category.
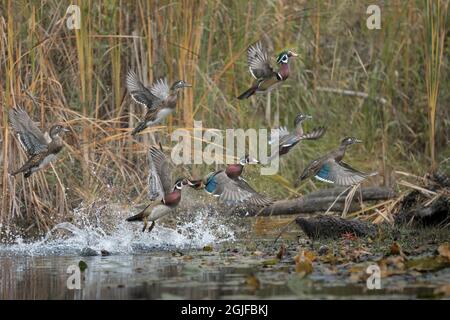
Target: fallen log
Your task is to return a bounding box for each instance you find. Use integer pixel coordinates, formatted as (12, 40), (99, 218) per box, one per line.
(247, 186), (396, 216)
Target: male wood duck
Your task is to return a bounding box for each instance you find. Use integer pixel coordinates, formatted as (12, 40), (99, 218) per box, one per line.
(298, 137), (378, 186)
(237, 41), (298, 99)
(269, 114), (326, 161)
(126, 70), (191, 136)
(126, 146), (189, 232)
(188, 155), (272, 206)
(9, 107), (69, 178)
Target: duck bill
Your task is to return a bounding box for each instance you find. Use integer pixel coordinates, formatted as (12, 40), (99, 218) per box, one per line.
(290, 51), (299, 57)
(183, 83), (192, 88)
(63, 128), (70, 132)
(355, 139), (363, 143)
(187, 179), (204, 189)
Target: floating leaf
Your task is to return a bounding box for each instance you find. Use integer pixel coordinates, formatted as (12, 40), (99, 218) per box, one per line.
(78, 260), (88, 272)
(246, 274), (261, 290)
(203, 245), (213, 252)
(437, 243), (450, 261)
(262, 259), (279, 266)
(276, 245), (286, 260)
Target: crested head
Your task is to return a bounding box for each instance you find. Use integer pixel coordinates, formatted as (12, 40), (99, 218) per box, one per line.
(294, 114), (312, 126)
(239, 154), (260, 166)
(173, 177), (188, 191)
(49, 124), (69, 139)
(276, 50), (298, 64)
(340, 136), (362, 147)
(171, 80), (191, 91)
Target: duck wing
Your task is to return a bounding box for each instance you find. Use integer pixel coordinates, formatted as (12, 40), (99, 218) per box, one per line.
(9, 107), (49, 156)
(247, 41), (274, 80)
(148, 146), (173, 200)
(126, 70), (162, 109)
(314, 159), (376, 186)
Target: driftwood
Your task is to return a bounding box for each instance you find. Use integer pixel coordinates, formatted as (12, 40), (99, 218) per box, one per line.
(295, 215), (377, 239)
(395, 168), (449, 228)
(246, 186), (396, 216)
(395, 191), (450, 227)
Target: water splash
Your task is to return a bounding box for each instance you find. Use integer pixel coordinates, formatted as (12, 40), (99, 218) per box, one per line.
(0, 202), (235, 257)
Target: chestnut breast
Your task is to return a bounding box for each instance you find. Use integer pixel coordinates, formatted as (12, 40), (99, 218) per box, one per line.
(279, 63), (290, 80)
(225, 164), (243, 179)
(163, 190), (181, 207)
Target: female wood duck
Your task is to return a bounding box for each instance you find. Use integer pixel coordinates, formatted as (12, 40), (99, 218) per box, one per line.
(237, 41), (298, 99)
(298, 137), (378, 186)
(188, 155), (272, 207)
(269, 114), (326, 161)
(126, 146), (190, 232)
(9, 107), (69, 178)
(126, 70), (191, 136)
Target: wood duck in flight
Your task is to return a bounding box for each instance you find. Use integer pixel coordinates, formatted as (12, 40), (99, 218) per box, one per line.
(238, 41), (298, 99)
(126, 146), (190, 232)
(268, 114), (326, 161)
(9, 107), (69, 178)
(126, 70), (191, 136)
(188, 155), (272, 207)
(298, 137), (378, 186)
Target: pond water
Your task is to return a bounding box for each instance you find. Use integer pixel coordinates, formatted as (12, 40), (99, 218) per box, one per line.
(0, 206), (449, 299)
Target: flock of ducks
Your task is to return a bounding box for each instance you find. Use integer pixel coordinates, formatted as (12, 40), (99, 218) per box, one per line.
(8, 41), (377, 233)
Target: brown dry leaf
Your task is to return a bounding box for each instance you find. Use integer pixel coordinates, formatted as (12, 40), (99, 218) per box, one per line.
(276, 245), (287, 260)
(437, 243), (450, 261)
(182, 255), (193, 261)
(390, 242), (402, 255)
(246, 274), (261, 290)
(434, 284), (450, 298)
(303, 250), (316, 262)
(378, 256), (406, 277)
(294, 250), (314, 276)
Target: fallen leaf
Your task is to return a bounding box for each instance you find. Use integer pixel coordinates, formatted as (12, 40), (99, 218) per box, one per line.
(262, 259), (279, 266)
(303, 250), (316, 262)
(246, 274), (261, 290)
(294, 250), (314, 276)
(276, 245), (286, 260)
(390, 242), (402, 255)
(203, 245), (213, 252)
(437, 243), (450, 261)
(434, 284), (450, 298)
(78, 260), (88, 272)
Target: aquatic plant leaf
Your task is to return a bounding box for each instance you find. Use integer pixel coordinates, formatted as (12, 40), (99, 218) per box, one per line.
(78, 260), (88, 272)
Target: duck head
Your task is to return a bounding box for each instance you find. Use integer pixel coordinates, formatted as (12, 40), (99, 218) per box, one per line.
(239, 154), (260, 166)
(276, 50), (299, 64)
(294, 114), (312, 126)
(340, 136), (362, 147)
(171, 80), (192, 91)
(173, 177), (188, 191)
(49, 124), (70, 139)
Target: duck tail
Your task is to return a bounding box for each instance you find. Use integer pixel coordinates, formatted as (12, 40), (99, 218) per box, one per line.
(131, 121), (147, 136)
(126, 210), (144, 222)
(237, 86), (258, 99)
